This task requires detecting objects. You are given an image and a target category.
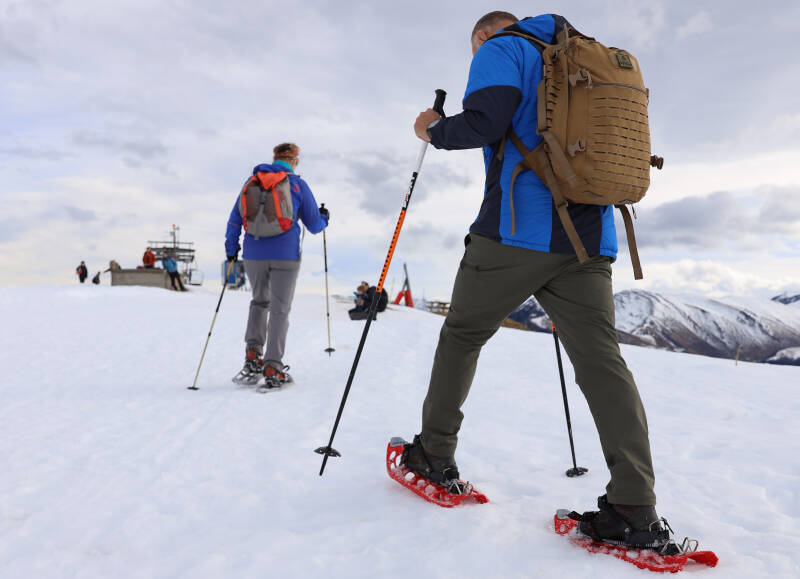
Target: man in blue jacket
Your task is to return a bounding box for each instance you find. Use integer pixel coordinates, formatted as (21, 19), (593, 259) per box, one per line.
(405, 12), (665, 546)
(226, 142), (329, 387)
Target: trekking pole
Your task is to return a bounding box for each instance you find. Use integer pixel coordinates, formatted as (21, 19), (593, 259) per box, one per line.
(188, 258), (236, 391)
(315, 89), (447, 475)
(322, 206), (335, 356)
(552, 323), (588, 477)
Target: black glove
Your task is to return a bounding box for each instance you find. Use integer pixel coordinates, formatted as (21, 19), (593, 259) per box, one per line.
(227, 244), (240, 262)
(319, 205), (329, 219)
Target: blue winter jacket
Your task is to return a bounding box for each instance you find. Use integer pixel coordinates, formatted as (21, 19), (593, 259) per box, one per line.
(160, 257), (178, 273)
(429, 14), (617, 259)
(225, 162), (329, 261)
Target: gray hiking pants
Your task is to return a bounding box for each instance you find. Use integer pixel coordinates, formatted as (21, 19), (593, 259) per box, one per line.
(420, 234), (656, 505)
(243, 259), (301, 365)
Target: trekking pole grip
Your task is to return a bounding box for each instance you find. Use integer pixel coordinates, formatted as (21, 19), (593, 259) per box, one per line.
(433, 89), (447, 118)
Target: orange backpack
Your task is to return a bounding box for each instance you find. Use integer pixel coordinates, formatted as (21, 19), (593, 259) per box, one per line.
(238, 171), (295, 240)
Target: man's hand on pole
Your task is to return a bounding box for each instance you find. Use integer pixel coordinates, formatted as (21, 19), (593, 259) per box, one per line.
(414, 109), (442, 142)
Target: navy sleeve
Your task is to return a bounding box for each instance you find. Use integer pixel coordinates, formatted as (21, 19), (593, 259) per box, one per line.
(296, 178), (328, 234)
(429, 86), (521, 149)
(225, 198), (242, 256)
(429, 36), (523, 150)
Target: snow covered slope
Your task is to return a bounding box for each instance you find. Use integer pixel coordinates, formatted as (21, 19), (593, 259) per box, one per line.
(1, 285), (799, 578)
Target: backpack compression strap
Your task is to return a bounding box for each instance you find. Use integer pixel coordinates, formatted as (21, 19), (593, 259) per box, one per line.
(507, 130), (644, 279)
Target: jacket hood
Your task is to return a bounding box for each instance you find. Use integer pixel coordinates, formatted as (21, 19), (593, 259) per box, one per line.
(252, 162), (293, 175)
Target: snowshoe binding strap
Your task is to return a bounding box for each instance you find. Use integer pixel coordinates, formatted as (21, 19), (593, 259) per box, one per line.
(573, 496), (689, 555)
(401, 436), (471, 495)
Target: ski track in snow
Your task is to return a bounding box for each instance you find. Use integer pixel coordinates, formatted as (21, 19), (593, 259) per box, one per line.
(1, 285), (799, 578)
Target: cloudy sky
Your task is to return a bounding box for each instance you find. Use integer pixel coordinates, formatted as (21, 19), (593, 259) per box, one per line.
(2, 0), (799, 300)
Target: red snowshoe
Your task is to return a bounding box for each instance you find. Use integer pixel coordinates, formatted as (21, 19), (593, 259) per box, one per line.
(386, 437), (488, 508)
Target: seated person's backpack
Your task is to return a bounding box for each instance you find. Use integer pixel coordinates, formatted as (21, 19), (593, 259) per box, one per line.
(494, 24), (664, 279)
(238, 171), (296, 239)
(368, 286), (389, 312)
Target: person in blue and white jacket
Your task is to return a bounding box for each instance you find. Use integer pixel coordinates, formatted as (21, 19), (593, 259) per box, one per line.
(225, 142), (329, 386)
(159, 251), (186, 291)
(403, 12), (671, 548)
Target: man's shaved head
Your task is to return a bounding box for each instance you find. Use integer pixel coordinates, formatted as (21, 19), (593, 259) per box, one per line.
(470, 11), (518, 54)
(471, 11), (518, 40)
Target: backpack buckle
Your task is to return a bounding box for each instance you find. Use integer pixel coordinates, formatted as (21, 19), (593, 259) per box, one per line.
(567, 138), (586, 157)
(568, 68), (593, 88)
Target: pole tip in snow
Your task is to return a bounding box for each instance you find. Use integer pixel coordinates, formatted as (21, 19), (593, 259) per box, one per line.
(324, 347), (335, 355)
(187, 386), (199, 391)
(566, 466), (588, 477)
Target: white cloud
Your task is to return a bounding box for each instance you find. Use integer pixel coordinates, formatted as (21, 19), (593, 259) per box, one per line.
(676, 11), (712, 41)
(648, 149), (800, 207)
(613, 258), (800, 299)
(2, 0), (800, 303)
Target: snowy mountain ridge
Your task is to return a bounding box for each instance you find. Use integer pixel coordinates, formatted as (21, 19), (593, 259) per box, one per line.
(509, 289), (800, 365)
(771, 291), (800, 306)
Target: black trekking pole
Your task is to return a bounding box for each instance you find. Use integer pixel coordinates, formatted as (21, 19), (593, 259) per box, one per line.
(322, 205), (334, 356)
(315, 89), (447, 475)
(552, 323), (588, 477)
(188, 258), (236, 391)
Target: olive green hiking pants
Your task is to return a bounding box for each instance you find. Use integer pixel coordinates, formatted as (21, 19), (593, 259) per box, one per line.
(420, 234), (656, 505)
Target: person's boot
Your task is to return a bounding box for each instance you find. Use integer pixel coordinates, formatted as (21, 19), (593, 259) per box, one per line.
(575, 495), (676, 552)
(402, 435), (469, 495)
(262, 361), (292, 389)
(232, 347), (264, 385)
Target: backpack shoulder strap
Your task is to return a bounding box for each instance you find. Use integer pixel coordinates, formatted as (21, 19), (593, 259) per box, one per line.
(507, 130), (589, 264)
(490, 30), (551, 51)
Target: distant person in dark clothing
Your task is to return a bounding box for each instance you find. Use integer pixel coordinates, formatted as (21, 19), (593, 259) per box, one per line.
(348, 281), (389, 320)
(160, 252), (186, 291)
(142, 247), (157, 268)
(76, 261), (88, 283)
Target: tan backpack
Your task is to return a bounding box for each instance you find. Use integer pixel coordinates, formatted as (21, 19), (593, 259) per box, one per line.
(496, 25), (663, 279)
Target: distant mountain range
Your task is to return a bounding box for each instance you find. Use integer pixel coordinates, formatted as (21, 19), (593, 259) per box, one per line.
(508, 290), (800, 366)
(771, 292), (800, 306)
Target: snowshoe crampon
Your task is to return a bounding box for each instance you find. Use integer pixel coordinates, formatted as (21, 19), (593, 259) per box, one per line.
(256, 377), (292, 393)
(554, 510), (718, 573)
(232, 367), (261, 386)
(386, 437), (488, 508)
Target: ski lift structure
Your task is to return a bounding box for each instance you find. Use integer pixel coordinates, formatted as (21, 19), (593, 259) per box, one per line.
(147, 224), (205, 286)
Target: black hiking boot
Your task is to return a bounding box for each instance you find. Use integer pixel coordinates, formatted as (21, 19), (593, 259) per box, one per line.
(232, 348), (264, 385)
(402, 435), (470, 495)
(574, 495), (679, 554)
